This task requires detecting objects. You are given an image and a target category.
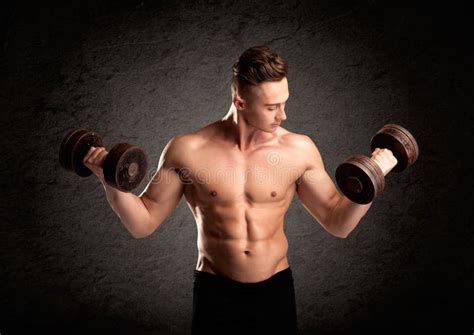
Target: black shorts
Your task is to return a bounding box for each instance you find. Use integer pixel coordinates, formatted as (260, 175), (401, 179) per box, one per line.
(191, 267), (298, 334)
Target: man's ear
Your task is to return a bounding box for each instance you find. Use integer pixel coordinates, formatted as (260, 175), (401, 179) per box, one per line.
(233, 94), (245, 111)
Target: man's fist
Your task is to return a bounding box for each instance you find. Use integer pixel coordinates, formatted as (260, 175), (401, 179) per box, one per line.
(370, 147), (398, 176)
(83, 146), (108, 181)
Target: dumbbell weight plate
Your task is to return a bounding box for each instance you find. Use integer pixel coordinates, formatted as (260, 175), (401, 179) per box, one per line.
(59, 128), (83, 171)
(370, 124), (419, 173)
(103, 143), (148, 192)
(335, 154), (385, 204)
(59, 128), (104, 177)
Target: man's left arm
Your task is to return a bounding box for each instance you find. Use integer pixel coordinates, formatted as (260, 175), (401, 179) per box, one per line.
(296, 135), (374, 238)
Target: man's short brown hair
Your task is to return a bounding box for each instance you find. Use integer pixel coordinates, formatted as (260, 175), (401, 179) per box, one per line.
(231, 45), (288, 99)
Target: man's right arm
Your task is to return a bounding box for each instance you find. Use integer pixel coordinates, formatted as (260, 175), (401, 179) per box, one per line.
(96, 135), (186, 239)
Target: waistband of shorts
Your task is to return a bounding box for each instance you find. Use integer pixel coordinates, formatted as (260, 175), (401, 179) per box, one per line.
(193, 266), (293, 290)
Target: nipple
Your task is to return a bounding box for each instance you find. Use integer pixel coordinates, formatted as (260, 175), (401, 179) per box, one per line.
(210, 190), (218, 197)
(271, 191), (277, 197)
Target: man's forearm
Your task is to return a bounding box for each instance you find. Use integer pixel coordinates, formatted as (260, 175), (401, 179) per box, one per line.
(329, 195), (373, 238)
(100, 178), (151, 239)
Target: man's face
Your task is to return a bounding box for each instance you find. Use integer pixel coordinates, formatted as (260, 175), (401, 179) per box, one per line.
(236, 77), (289, 133)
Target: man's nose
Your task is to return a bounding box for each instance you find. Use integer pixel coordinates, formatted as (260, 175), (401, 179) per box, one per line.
(277, 107), (287, 121)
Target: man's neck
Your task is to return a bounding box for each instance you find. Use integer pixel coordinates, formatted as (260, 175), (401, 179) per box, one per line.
(221, 104), (275, 152)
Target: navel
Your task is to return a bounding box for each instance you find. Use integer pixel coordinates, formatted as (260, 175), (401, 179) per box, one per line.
(210, 190), (218, 197)
(244, 250), (250, 255)
(271, 191), (277, 197)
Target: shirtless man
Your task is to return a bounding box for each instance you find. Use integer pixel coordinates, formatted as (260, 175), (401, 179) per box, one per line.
(83, 46), (397, 334)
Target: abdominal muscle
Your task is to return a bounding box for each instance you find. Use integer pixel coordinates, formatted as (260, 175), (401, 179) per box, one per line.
(195, 213), (290, 283)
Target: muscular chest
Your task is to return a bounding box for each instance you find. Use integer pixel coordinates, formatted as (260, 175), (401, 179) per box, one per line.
(181, 145), (304, 205)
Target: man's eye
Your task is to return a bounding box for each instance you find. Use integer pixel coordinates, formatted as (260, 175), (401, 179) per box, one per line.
(268, 107), (276, 111)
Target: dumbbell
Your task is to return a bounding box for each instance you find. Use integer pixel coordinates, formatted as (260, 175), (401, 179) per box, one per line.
(335, 124), (419, 204)
(59, 128), (148, 192)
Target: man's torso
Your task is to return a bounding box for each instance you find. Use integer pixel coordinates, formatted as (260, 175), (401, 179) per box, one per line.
(175, 121), (309, 282)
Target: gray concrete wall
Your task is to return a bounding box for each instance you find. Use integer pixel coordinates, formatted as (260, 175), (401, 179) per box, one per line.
(1, 0), (472, 334)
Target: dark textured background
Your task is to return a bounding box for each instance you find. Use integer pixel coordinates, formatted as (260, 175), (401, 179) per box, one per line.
(1, 0), (472, 334)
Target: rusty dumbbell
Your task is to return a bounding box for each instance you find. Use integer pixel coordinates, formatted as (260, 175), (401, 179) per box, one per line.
(59, 128), (148, 192)
(335, 124), (419, 204)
